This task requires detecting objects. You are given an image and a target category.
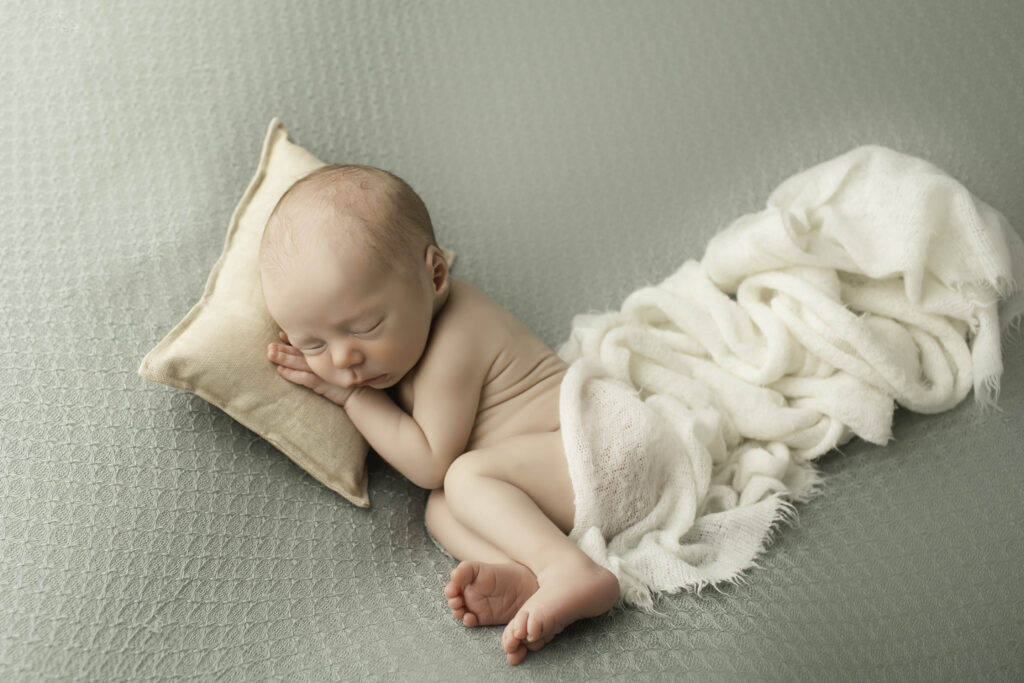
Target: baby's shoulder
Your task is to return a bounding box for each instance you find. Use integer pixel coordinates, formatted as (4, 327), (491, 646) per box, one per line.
(429, 277), (508, 353)
(443, 276), (509, 323)
(408, 277), (506, 382)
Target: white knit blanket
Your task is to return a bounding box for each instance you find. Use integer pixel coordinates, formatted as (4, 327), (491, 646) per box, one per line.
(557, 146), (1024, 610)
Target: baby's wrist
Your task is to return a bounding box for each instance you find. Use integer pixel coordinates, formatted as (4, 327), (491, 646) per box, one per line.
(342, 385), (371, 408)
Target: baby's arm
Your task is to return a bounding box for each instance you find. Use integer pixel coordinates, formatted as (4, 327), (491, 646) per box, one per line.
(344, 318), (489, 489)
(268, 325), (485, 488)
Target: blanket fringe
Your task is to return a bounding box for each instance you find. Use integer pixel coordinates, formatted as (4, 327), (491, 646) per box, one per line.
(626, 492), (803, 615)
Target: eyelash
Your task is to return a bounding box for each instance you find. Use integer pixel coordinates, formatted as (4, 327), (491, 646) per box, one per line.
(352, 320), (382, 336)
(297, 321), (381, 352)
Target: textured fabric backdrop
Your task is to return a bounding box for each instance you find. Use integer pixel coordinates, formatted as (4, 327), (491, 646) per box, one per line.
(2, 1), (1022, 680)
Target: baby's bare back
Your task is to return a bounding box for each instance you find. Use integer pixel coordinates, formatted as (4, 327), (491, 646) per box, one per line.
(391, 277), (566, 452)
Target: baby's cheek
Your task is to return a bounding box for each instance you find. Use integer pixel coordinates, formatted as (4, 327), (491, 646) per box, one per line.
(305, 355), (332, 379)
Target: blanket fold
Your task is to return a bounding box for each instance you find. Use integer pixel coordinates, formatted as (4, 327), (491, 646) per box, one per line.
(558, 145), (1024, 610)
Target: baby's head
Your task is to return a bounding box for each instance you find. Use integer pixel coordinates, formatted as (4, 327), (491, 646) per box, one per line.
(259, 164), (450, 389)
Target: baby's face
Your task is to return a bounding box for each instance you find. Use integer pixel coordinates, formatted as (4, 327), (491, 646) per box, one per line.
(262, 237), (436, 391)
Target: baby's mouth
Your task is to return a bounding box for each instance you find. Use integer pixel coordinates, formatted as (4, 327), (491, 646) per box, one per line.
(354, 373), (387, 387)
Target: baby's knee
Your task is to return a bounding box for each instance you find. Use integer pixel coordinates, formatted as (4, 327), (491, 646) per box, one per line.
(442, 450), (487, 498)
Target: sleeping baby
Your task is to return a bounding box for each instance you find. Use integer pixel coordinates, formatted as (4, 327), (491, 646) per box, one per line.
(257, 148), (1024, 666)
(257, 164), (619, 665)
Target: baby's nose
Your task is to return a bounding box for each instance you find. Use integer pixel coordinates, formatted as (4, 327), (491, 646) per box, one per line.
(330, 343), (363, 369)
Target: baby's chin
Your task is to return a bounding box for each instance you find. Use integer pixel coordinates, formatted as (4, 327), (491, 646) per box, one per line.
(367, 374), (395, 389)
(351, 372), (401, 390)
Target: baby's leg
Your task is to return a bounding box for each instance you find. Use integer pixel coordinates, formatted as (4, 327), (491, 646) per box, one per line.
(443, 430), (619, 665)
(427, 490), (540, 627)
(426, 489), (509, 563)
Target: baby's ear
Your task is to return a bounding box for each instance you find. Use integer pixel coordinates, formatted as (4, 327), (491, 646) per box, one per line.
(425, 245), (451, 295)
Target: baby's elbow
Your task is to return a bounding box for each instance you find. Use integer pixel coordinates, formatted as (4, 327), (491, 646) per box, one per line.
(415, 471), (445, 492)
(413, 456), (455, 491)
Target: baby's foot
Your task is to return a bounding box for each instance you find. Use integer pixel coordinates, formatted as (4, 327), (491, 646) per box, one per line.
(501, 555), (619, 666)
(444, 560), (539, 627)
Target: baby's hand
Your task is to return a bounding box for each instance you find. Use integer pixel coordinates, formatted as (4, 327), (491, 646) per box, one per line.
(267, 331), (355, 406)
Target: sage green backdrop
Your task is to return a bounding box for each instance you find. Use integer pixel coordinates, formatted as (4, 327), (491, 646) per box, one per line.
(2, 1), (1022, 680)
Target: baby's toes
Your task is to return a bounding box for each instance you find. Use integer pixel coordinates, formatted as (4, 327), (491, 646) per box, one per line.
(447, 595), (469, 622)
(502, 614), (527, 653)
(449, 561), (475, 588)
(525, 637), (547, 652)
(502, 625), (528, 665)
(506, 645), (528, 666)
(525, 610), (549, 644)
(500, 623), (514, 652)
(446, 592), (465, 610)
(512, 611), (530, 641)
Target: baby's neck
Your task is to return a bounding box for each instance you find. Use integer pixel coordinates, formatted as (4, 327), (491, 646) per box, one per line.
(432, 277), (455, 317)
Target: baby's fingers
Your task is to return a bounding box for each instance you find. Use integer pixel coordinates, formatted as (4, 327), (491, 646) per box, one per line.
(267, 343), (309, 370)
(275, 364), (319, 389)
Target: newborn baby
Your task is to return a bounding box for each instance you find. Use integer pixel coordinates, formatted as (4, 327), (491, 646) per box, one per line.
(258, 164), (619, 665)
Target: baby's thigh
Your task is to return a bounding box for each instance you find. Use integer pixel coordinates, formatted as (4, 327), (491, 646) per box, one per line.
(450, 430), (574, 534)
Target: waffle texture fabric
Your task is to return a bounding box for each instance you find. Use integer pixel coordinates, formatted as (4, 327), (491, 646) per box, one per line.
(4, 1), (1024, 680)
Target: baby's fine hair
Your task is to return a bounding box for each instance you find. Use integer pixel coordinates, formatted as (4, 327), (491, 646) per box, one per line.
(260, 163), (437, 280)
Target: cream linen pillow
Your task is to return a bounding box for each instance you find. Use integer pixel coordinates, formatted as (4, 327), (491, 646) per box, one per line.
(139, 118), (453, 507)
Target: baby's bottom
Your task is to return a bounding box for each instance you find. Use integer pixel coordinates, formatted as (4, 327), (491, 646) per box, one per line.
(428, 430), (619, 665)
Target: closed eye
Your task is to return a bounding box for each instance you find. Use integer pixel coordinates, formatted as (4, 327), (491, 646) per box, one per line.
(352, 319), (383, 336)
